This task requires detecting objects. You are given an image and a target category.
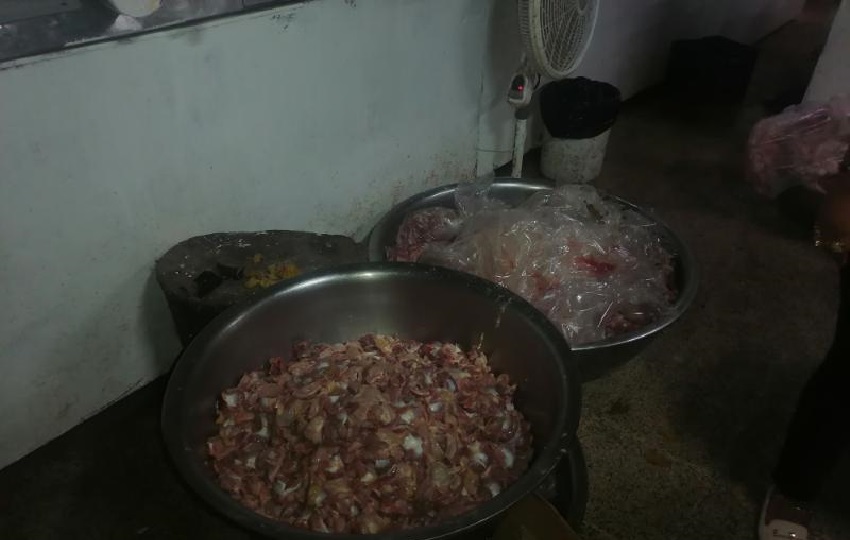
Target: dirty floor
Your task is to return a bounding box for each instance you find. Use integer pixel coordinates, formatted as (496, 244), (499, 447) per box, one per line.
(576, 2), (850, 539)
(1, 2), (849, 540)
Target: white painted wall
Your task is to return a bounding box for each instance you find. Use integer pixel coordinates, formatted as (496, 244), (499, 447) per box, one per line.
(0, 0), (803, 468)
(0, 0), (486, 468)
(806, 0), (850, 101)
(476, 0), (806, 174)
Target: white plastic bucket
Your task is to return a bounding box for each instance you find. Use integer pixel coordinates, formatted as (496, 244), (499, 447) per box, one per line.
(540, 130), (611, 185)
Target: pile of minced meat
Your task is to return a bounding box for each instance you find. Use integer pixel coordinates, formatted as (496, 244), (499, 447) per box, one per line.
(206, 334), (533, 534)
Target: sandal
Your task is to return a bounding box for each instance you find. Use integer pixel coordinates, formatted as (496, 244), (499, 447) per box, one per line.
(758, 485), (813, 540)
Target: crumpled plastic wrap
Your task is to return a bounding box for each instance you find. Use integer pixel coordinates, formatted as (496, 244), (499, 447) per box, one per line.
(747, 94), (850, 198)
(389, 183), (676, 345)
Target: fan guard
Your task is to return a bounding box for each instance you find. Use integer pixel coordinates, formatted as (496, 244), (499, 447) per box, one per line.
(518, 0), (598, 79)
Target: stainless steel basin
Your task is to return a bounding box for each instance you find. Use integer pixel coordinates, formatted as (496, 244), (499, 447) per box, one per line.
(367, 181), (699, 381)
(162, 262), (581, 540)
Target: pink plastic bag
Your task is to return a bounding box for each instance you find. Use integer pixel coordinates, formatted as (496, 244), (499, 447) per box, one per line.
(747, 95), (850, 197)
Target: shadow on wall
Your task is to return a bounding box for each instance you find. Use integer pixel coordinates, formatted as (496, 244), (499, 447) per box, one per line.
(474, 0), (523, 173)
(483, 0), (520, 112)
(141, 269), (181, 375)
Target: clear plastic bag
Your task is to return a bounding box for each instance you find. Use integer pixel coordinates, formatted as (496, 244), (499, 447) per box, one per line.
(747, 94), (850, 197)
(387, 207), (461, 262)
(387, 174), (499, 262)
(392, 184), (675, 345)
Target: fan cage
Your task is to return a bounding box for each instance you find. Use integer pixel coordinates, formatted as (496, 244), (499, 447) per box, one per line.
(517, 0), (597, 80)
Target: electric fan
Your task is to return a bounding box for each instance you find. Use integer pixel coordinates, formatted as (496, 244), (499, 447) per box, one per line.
(508, 0), (599, 178)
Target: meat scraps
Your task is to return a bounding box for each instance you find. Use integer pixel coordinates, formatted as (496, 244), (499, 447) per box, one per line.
(206, 334), (533, 534)
(387, 207), (460, 262)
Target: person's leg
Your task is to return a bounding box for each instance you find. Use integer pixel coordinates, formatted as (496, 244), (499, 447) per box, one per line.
(760, 264), (850, 539)
(772, 263), (850, 501)
(760, 264), (849, 539)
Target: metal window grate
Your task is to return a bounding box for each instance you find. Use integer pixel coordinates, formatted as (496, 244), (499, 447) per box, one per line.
(0, 0), (81, 25)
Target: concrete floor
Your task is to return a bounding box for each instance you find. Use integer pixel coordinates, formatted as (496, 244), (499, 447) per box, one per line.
(576, 3), (849, 539)
(1, 3), (848, 539)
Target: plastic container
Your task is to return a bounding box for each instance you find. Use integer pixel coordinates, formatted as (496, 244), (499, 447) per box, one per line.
(540, 78), (621, 139)
(541, 130), (611, 184)
(539, 78), (621, 184)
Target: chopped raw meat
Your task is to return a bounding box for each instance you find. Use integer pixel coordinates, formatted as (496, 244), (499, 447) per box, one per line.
(207, 334), (532, 534)
(387, 208), (461, 262)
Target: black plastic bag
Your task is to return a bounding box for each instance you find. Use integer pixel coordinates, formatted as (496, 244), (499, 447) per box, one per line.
(540, 77), (621, 140)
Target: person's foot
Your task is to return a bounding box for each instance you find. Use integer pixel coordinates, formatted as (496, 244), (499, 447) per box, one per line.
(759, 485), (813, 540)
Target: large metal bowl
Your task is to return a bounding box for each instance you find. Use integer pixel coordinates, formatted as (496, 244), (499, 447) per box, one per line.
(368, 181), (699, 381)
(161, 262), (580, 540)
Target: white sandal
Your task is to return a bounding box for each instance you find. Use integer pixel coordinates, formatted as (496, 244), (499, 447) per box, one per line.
(758, 485), (813, 540)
